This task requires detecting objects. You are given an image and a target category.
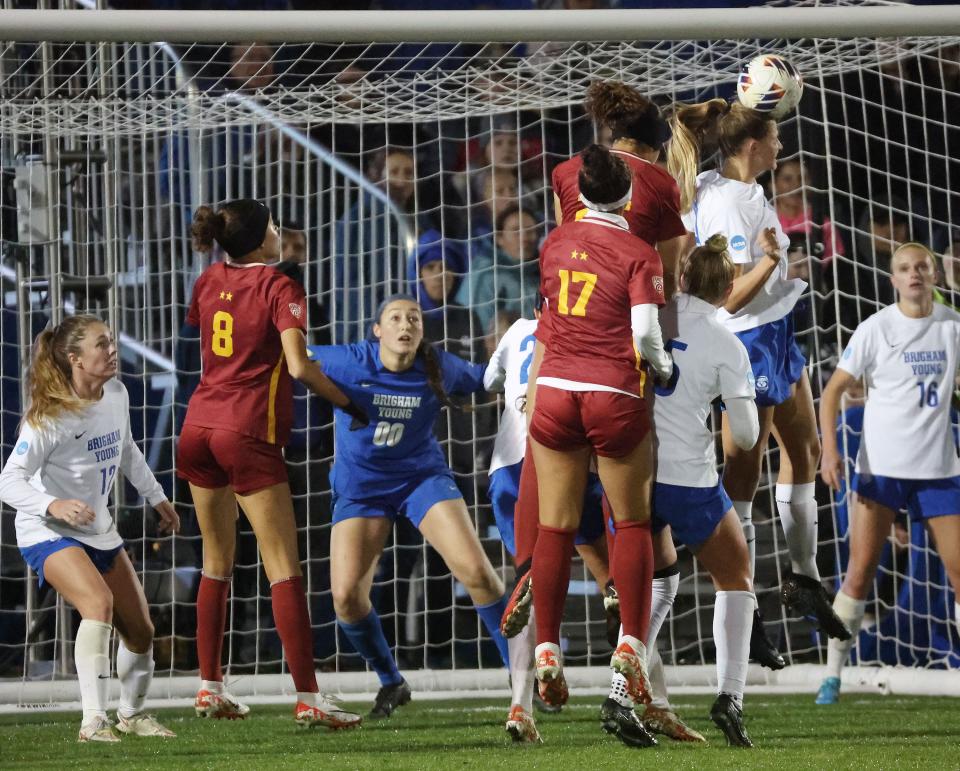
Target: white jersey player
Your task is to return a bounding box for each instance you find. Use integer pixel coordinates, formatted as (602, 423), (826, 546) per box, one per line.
(638, 234), (761, 746)
(669, 99), (849, 666)
(0, 316), (179, 743)
(816, 243), (960, 705)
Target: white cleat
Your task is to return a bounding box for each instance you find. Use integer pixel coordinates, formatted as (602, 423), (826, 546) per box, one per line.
(610, 635), (652, 706)
(116, 712), (177, 737)
(78, 714), (120, 743)
(194, 688), (250, 720)
(505, 704), (543, 745)
(295, 693), (362, 730)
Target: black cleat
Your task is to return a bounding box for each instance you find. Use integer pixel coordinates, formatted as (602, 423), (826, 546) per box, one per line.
(749, 608), (785, 670)
(710, 693), (753, 747)
(603, 580), (621, 648)
(781, 572), (852, 641)
(533, 690), (562, 714)
(369, 678), (412, 719)
(599, 698), (658, 748)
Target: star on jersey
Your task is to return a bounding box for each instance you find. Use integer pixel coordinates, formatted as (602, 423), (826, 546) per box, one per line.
(219, 291), (233, 301)
(570, 249), (588, 261)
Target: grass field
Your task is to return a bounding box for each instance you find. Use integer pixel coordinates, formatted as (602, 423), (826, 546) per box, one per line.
(2, 693), (958, 770)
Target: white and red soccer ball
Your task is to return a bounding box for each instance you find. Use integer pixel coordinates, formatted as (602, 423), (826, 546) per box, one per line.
(737, 54), (803, 120)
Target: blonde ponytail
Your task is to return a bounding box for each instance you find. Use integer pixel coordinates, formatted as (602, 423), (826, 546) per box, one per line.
(23, 315), (102, 428)
(667, 98), (729, 214)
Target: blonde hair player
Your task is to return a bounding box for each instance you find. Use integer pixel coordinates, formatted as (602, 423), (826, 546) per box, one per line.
(815, 242), (960, 704)
(669, 100), (851, 667)
(0, 316), (179, 742)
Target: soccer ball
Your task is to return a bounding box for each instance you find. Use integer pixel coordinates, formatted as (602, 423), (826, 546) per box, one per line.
(737, 54), (803, 120)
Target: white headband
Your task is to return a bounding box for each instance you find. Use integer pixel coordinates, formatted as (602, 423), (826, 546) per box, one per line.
(579, 185), (633, 213)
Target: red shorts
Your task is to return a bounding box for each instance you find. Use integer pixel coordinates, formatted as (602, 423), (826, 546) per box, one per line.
(177, 424), (287, 495)
(529, 386), (649, 458)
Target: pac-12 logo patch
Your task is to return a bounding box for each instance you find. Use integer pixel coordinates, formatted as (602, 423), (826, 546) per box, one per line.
(288, 303), (303, 319)
(755, 375), (769, 392)
(15, 440), (28, 455)
(730, 235), (747, 251)
(652, 275), (664, 295)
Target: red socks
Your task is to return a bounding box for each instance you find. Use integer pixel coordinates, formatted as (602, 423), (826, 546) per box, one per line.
(613, 519), (653, 642)
(532, 524), (577, 645)
(196, 575), (229, 682)
(514, 442), (540, 569)
(271, 576), (318, 694)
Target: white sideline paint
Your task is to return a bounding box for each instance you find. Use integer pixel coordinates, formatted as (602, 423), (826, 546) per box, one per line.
(2, 664), (957, 714)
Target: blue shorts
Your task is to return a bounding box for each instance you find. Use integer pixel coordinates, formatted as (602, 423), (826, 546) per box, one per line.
(332, 472), (463, 529)
(735, 314), (806, 407)
(651, 481), (733, 549)
(20, 537), (123, 588)
(852, 473), (960, 520)
(488, 462), (606, 557)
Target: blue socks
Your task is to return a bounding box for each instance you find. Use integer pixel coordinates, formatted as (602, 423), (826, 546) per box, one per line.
(338, 609), (403, 687)
(475, 594), (511, 668)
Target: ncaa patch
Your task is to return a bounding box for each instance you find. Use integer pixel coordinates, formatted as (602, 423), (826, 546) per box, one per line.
(288, 303), (303, 319)
(842, 345), (852, 360)
(652, 275), (664, 295)
(755, 375), (769, 392)
(16, 440), (28, 455)
(730, 235), (747, 251)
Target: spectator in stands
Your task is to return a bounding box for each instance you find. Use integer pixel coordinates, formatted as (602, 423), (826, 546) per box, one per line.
(773, 158), (846, 266)
(469, 167), (520, 238)
(826, 197), (910, 338)
(331, 147), (418, 342)
(456, 205), (541, 330)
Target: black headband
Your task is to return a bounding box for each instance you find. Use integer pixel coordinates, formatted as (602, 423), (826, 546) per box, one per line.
(217, 199), (271, 260)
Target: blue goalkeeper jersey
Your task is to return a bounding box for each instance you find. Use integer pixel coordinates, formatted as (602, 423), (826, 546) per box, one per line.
(308, 341), (486, 499)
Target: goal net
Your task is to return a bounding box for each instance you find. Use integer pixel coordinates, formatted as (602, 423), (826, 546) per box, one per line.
(1, 0), (959, 708)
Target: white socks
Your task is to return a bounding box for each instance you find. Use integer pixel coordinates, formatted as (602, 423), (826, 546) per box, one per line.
(201, 679), (225, 695)
(733, 501), (756, 579)
(297, 691), (318, 707)
(75, 619), (112, 723)
(646, 646), (671, 710)
(508, 607), (536, 713)
(776, 482), (820, 580)
(714, 590), (755, 707)
(826, 590), (866, 679)
(117, 641), (155, 719)
(648, 573), (679, 650)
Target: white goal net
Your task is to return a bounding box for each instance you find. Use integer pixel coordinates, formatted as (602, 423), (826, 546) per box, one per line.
(1, 0), (959, 707)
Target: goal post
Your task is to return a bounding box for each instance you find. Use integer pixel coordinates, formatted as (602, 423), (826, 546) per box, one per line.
(1, 1), (959, 709)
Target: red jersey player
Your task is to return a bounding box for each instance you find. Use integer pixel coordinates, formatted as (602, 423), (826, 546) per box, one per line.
(177, 198), (364, 730)
(527, 146), (673, 747)
(552, 81), (686, 293)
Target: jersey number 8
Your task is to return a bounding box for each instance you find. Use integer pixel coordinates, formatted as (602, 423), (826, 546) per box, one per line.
(212, 311), (234, 357)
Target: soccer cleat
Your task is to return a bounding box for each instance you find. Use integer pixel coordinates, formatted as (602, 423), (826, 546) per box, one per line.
(599, 697), (658, 748)
(532, 690), (562, 714)
(369, 678), (412, 719)
(609, 635), (652, 706)
(295, 695), (362, 730)
(194, 688), (250, 720)
(781, 572), (853, 641)
(534, 642), (569, 708)
(603, 580), (621, 648)
(641, 704), (707, 743)
(815, 676), (841, 705)
(116, 712), (176, 737)
(500, 570), (533, 639)
(505, 704), (543, 745)
(749, 609), (786, 670)
(710, 693), (754, 748)
(78, 714), (120, 743)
